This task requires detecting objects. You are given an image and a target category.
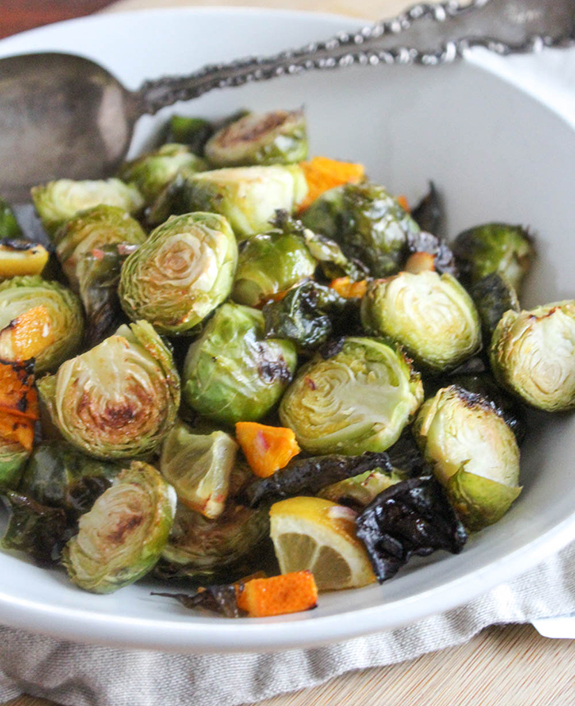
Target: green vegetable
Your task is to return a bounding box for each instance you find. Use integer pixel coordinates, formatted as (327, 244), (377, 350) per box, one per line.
(159, 501), (270, 582)
(62, 461), (176, 593)
(119, 212), (238, 335)
(38, 320), (180, 459)
(452, 223), (535, 292)
(160, 419), (239, 519)
(167, 115), (214, 155)
(361, 271), (482, 371)
(411, 181), (442, 235)
(489, 301), (575, 412)
(0, 443), (30, 493)
(280, 337), (423, 455)
(20, 441), (121, 516)
(183, 303), (297, 426)
(31, 178), (144, 237)
(55, 204), (146, 292)
(0, 196), (23, 239)
(0, 276), (83, 373)
(414, 385), (521, 530)
(232, 227), (316, 307)
(205, 109), (308, 167)
(301, 182), (420, 277)
(318, 468), (406, 508)
(172, 165), (308, 239)
(471, 272), (520, 341)
(119, 143), (207, 203)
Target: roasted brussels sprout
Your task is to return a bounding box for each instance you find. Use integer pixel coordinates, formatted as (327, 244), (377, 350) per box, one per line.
(171, 165), (308, 239)
(452, 223), (535, 292)
(0, 196), (22, 239)
(232, 228), (316, 307)
(20, 441), (121, 516)
(361, 271), (481, 371)
(160, 419), (239, 519)
(167, 115), (214, 154)
(411, 181), (442, 235)
(183, 303), (297, 426)
(62, 461), (176, 593)
(318, 468), (405, 508)
(205, 109), (308, 167)
(262, 281), (347, 351)
(31, 178), (144, 237)
(280, 337), (423, 455)
(119, 143), (207, 203)
(414, 385), (521, 530)
(119, 212), (237, 335)
(38, 320), (180, 459)
(0, 240), (49, 280)
(301, 182), (420, 277)
(76, 242), (139, 348)
(159, 501), (270, 582)
(0, 276), (83, 373)
(2, 492), (71, 566)
(55, 205), (146, 290)
(356, 476), (467, 582)
(489, 302), (575, 412)
(471, 272), (520, 341)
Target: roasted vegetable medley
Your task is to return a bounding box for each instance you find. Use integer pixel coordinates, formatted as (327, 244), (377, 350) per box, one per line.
(0, 107), (571, 620)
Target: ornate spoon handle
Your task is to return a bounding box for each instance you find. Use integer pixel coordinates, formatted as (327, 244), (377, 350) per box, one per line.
(135, 0), (575, 116)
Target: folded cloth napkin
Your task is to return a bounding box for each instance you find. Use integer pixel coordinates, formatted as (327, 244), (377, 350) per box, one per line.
(1, 541), (575, 706)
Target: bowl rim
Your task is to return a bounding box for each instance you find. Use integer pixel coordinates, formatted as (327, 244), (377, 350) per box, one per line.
(1, 5), (575, 653)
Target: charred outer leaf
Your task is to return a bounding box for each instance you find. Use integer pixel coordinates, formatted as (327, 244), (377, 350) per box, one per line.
(152, 585), (241, 618)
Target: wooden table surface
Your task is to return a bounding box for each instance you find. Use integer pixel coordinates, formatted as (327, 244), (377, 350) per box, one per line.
(1, 1), (574, 705)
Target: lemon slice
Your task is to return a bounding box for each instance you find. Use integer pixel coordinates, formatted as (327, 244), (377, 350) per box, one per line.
(269, 496), (375, 591)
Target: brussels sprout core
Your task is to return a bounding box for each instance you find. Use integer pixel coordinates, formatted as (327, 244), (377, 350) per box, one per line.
(183, 303), (297, 426)
(38, 320), (180, 459)
(280, 337), (423, 455)
(490, 302), (575, 412)
(205, 109), (308, 167)
(62, 461), (176, 593)
(414, 385), (521, 530)
(361, 271), (482, 371)
(119, 213), (238, 335)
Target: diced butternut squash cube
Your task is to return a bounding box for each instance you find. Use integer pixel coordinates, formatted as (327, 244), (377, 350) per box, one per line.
(235, 422), (300, 478)
(0, 360), (38, 420)
(329, 277), (368, 299)
(298, 157), (365, 211)
(0, 410), (35, 451)
(236, 571), (318, 617)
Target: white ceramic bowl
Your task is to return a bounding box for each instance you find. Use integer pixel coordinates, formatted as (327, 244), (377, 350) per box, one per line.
(1, 7), (575, 654)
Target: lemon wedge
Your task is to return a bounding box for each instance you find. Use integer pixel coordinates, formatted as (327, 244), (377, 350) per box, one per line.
(269, 496), (375, 591)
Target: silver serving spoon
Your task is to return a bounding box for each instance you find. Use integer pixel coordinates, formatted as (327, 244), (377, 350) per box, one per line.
(0, 0), (573, 202)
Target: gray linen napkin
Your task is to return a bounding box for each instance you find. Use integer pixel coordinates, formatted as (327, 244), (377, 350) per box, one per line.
(1, 541), (574, 706)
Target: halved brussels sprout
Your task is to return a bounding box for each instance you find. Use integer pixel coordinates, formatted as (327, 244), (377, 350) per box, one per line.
(471, 272), (519, 341)
(183, 303), (297, 426)
(167, 115), (214, 155)
(21, 441), (122, 516)
(76, 242), (139, 348)
(280, 337), (423, 455)
(119, 212), (237, 335)
(414, 385), (521, 530)
(232, 227), (316, 307)
(160, 419), (239, 519)
(31, 178), (144, 236)
(301, 182), (420, 277)
(174, 165), (308, 239)
(489, 302), (575, 411)
(205, 109), (308, 167)
(0, 196), (22, 239)
(0, 276), (83, 373)
(119, 143), (207, 203)
(55, 205), (146, 290)
(38, 320), (180, 459)
(452, 223), (535, 292)
(62, 461), (176, 593)
(318, 468), (405, 508)
(361, 271), (481, 371)
(0, 240), (49, 280)
(159, 501), (270, 582)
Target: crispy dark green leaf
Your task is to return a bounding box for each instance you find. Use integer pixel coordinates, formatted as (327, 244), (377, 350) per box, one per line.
(356, 476), (467, 583)
(471, 272), (520, 341)
(244, 451), (392, 507)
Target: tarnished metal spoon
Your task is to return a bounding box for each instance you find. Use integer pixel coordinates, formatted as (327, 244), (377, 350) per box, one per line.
(0, 0), (573, 202)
